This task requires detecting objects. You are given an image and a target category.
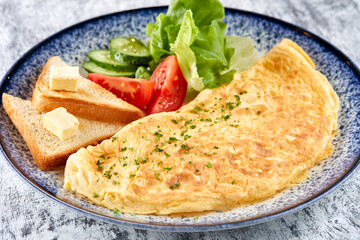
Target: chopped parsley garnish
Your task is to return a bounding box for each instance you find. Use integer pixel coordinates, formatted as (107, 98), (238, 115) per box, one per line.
(134, 158), (140, 165)
(223, 115), (230, 121)
(184, 119), (193, 126)
(138, 122), (143, 125)
(122, 162), (128, 167)
(110, 164), (116, 170)
(155, 130), (163, 138)
(114, 172), (118, 175)
(154, 147), (164, 152)
(163, 167), (172, 171)
(257, 111), (261, 114)
(171, 119), (179, 124)
(195, 169), (199, 172)
(168, 137), (179, 142)
(189, 125), (197, 129)
(205, 162), (213, 168)
(184, 134), (191, 140)
(164, 152), (171, 158)
(170, 182), (180, 190)
(93, 193), (99, 198)
(114, 208), (120, 214)
(128, 147), (134, 151)
(226, 102), (235, 110)
(155, 172), (161, 180)
(104, 171), (112, 179)
(121, 147), (127, 152)
(180, 130), (187, 136)
(157, 161), (163, 166)
(232, 180), (236, 185)
(190, 105), (202, 114)
(113, 180), (117, 185)
(181, 144), (190, 150)
(158, 102), (162, 105)
(129, 174), (136, 178)
(100, 154), (105, 159)
(111, 137), (117, 142)
(96, 160), (104, 171)
(214, 146), (219, 149)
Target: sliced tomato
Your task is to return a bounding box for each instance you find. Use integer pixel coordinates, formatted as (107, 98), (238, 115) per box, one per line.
(88, 73), (154, 109)
(144, 55), (187, 114)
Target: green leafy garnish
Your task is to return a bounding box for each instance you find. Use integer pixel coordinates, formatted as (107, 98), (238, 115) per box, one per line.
(170, 182), (180, 189)
(147, 0), (258, 91)
(205, 162), (213, 168)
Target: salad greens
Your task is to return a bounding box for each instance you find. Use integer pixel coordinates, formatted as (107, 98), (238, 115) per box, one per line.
(135, 66), (151, 80)
(225, 36), (259, 73)
(146, 0), (259, 91)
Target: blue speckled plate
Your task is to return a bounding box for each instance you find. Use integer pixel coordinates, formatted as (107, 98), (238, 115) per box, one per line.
(1, 7), (360, 232)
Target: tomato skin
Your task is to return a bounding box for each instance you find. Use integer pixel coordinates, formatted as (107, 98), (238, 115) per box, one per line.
(88, 73), (154, 109)
(144, 55), (187, 114)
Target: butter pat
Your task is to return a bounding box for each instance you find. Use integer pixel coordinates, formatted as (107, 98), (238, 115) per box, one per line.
(43, 107), (79, 141)
(49, 65), (80, 91)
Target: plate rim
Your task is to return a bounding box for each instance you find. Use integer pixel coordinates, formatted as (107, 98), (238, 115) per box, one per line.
(1, 6), (360, 232)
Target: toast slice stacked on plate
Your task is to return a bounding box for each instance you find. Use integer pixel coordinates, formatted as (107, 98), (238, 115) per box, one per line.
(32, 56), (143, 123)
(3, 57), (143, 170)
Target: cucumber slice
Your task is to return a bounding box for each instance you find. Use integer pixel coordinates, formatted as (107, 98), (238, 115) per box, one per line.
(110, 37), (152, 65)
(135, 66), (151, 80)
(88, 49), (137, 72)
(82, 61), (135, 77)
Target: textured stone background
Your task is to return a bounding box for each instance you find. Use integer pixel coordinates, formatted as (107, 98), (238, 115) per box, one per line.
(1, 0), (360, 239)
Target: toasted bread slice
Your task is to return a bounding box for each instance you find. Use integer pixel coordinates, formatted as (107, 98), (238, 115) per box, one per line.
(32, 56), (143, 123)
(3, 93), (125, 171)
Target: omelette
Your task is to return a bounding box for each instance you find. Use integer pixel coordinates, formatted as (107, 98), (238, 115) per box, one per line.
(64, 39), (339, 214)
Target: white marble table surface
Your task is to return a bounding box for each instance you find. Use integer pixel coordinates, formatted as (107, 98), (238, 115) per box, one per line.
(1, 0), (360, 239)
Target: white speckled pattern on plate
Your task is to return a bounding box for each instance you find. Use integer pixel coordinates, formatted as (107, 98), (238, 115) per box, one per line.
(0, 7), (359, 231)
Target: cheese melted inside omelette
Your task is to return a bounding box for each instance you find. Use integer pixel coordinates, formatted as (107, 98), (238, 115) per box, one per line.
(64, 39), (339, 214)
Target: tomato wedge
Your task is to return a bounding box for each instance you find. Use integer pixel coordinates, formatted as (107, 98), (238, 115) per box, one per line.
(144, 55), (187, 114)
(88, 73), (154, 109)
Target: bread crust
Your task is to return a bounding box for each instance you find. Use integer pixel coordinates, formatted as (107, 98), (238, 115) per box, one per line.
(3, 94), (119, 171)
(32, 56), (143, 123)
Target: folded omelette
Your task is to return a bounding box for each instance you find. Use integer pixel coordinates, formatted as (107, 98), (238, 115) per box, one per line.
(64, 39), (339, 214)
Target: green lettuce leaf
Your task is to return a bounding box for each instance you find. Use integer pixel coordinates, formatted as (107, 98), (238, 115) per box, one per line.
(172, 42), (204, 91)
(147, 0), (224, 61)
(167, 0), (225, 28)
(171, 10), (204, 91)
(147, 0), (258, 91)
(226, 36), (259, 72)
(146, 13), (172, 60)
(171, 10), (234, 90)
